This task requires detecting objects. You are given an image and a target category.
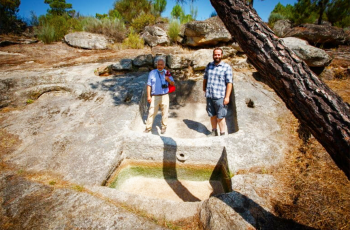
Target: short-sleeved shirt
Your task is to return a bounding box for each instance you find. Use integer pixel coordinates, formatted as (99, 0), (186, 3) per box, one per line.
(204, 61), (233, 99)
(147, 69), (174, 95)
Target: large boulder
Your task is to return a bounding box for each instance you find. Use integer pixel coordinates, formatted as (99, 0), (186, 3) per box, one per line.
(200, 174), (288, 230)
(167, 54), (191, 69)
(191, 47), (236, 71)
(133, 54), (153, 67)
(281, 37), (332, 67)
(142, 26), (169, 47)
(64, 32), (110, 50)
(191, 49), (213, 71)
(110, 59), (133, 71)
(284, 23), (350, 47)
(273, 19), (292, 37)
(182, 16), (232, 47)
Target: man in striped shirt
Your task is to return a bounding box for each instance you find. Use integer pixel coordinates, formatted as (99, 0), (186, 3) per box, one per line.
(203, 48), (233, 136)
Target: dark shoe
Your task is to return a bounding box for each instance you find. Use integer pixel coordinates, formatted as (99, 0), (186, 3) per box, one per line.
(161, 127), (166, 134)
(208, 129), (218, 137)
(144, 129), (151, 133)
(220, 132), (225, 136)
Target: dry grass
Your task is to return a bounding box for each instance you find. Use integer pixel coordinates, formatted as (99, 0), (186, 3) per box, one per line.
(271, 111), (350, 230)
(0, 128), (20, 157)
(324, 78), (350, 103)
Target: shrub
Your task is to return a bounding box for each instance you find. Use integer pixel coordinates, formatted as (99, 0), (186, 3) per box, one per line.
(167, 19), (180, 44)
(36, 24), (56, 44)
(180, 14), (193, 24)
(113, 0), (152, 23)
(131, 14), (156, 32)
(80, 17), (126, 42)
(268, 12), (286, 28)
(35, 14), (82, 43)
(122, 29), (144, 49)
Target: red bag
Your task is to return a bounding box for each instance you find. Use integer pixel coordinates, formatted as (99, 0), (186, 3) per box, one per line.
(166, 70), (176, 93)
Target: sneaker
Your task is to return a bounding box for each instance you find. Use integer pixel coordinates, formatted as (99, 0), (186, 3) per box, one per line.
(161, 127), (166, 134)
(208, 129), (218, 137)
(144, 129), (151, 133)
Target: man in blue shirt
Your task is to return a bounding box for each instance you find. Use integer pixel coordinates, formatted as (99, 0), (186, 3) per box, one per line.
(203, 48), (233, 136)
(144, 58), (175, 134)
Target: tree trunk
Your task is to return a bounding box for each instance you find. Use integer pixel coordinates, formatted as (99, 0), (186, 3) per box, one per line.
(210, 0), (350, 179)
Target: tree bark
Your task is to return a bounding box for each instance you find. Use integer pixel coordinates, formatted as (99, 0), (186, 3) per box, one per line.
(210, 0), (350, 179)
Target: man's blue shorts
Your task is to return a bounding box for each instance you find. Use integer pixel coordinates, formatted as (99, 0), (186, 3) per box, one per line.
(206, 97), (227, 119)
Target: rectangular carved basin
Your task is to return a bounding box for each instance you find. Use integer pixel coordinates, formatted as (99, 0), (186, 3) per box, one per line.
(106, 159), (232, 202)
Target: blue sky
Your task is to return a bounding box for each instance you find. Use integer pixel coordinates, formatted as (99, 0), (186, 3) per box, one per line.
(19, 0), (297, 23)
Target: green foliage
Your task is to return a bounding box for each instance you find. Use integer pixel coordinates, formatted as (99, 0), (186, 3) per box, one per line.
(36, 22), (56, 43)
(269, 0), (349, 28)
(190, 3), (197, 20)
(271, 3), (294, 19)
(29, 11), (39, 26)
(95, 13), (108, 20)
(96, 9), (122, 20)
(210, 11), (217, 18)
(122, 29), (144, 49)
(167, 19), (180, 44)
(326, 0), (350, 27)
(108, 9), (122, 19)
(80, 17), (126, 42)
(26, 99), (34, 104)
(72, 185), (84, 192)
(268, 2), (295, 27)
(180, 14), (193, 24)
(44, 0), (73, 16)
(36, 14), (82, 43)
(0, 0), (24, 34)
(152, 0), (167, 17)
(292, 0), (319, 25)
(170, 4), (193, 24)
(268, 13), (287, 28)
(174, 0), (196, 3)
(130, 13), (156, 32)
(113, 0), (152, 23)
(171, 4), (184, 20)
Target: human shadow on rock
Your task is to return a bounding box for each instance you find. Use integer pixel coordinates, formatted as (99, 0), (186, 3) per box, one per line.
(183, 119), (211, 135)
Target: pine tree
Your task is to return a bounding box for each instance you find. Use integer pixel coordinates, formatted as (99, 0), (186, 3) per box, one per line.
(153, 0), (167, 17)
(44, 0), (73, 16)
(113, 0), (152, 23)
(0, 0), (22, 34)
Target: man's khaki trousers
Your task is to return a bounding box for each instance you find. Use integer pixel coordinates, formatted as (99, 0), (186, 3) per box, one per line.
(145, 94), (169, 131)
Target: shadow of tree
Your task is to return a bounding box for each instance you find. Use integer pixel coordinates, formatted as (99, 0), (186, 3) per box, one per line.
(89, 73), (148, 106)
(161, 136), (200, 202)
(214, 191), (317, 230)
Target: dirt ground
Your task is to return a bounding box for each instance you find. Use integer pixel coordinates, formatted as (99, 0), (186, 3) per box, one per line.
(0, 39), (194, 72)
(0, 41), (152, 71)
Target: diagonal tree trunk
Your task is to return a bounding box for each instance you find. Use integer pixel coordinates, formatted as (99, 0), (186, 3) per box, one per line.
(210, 0), (350, 179)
